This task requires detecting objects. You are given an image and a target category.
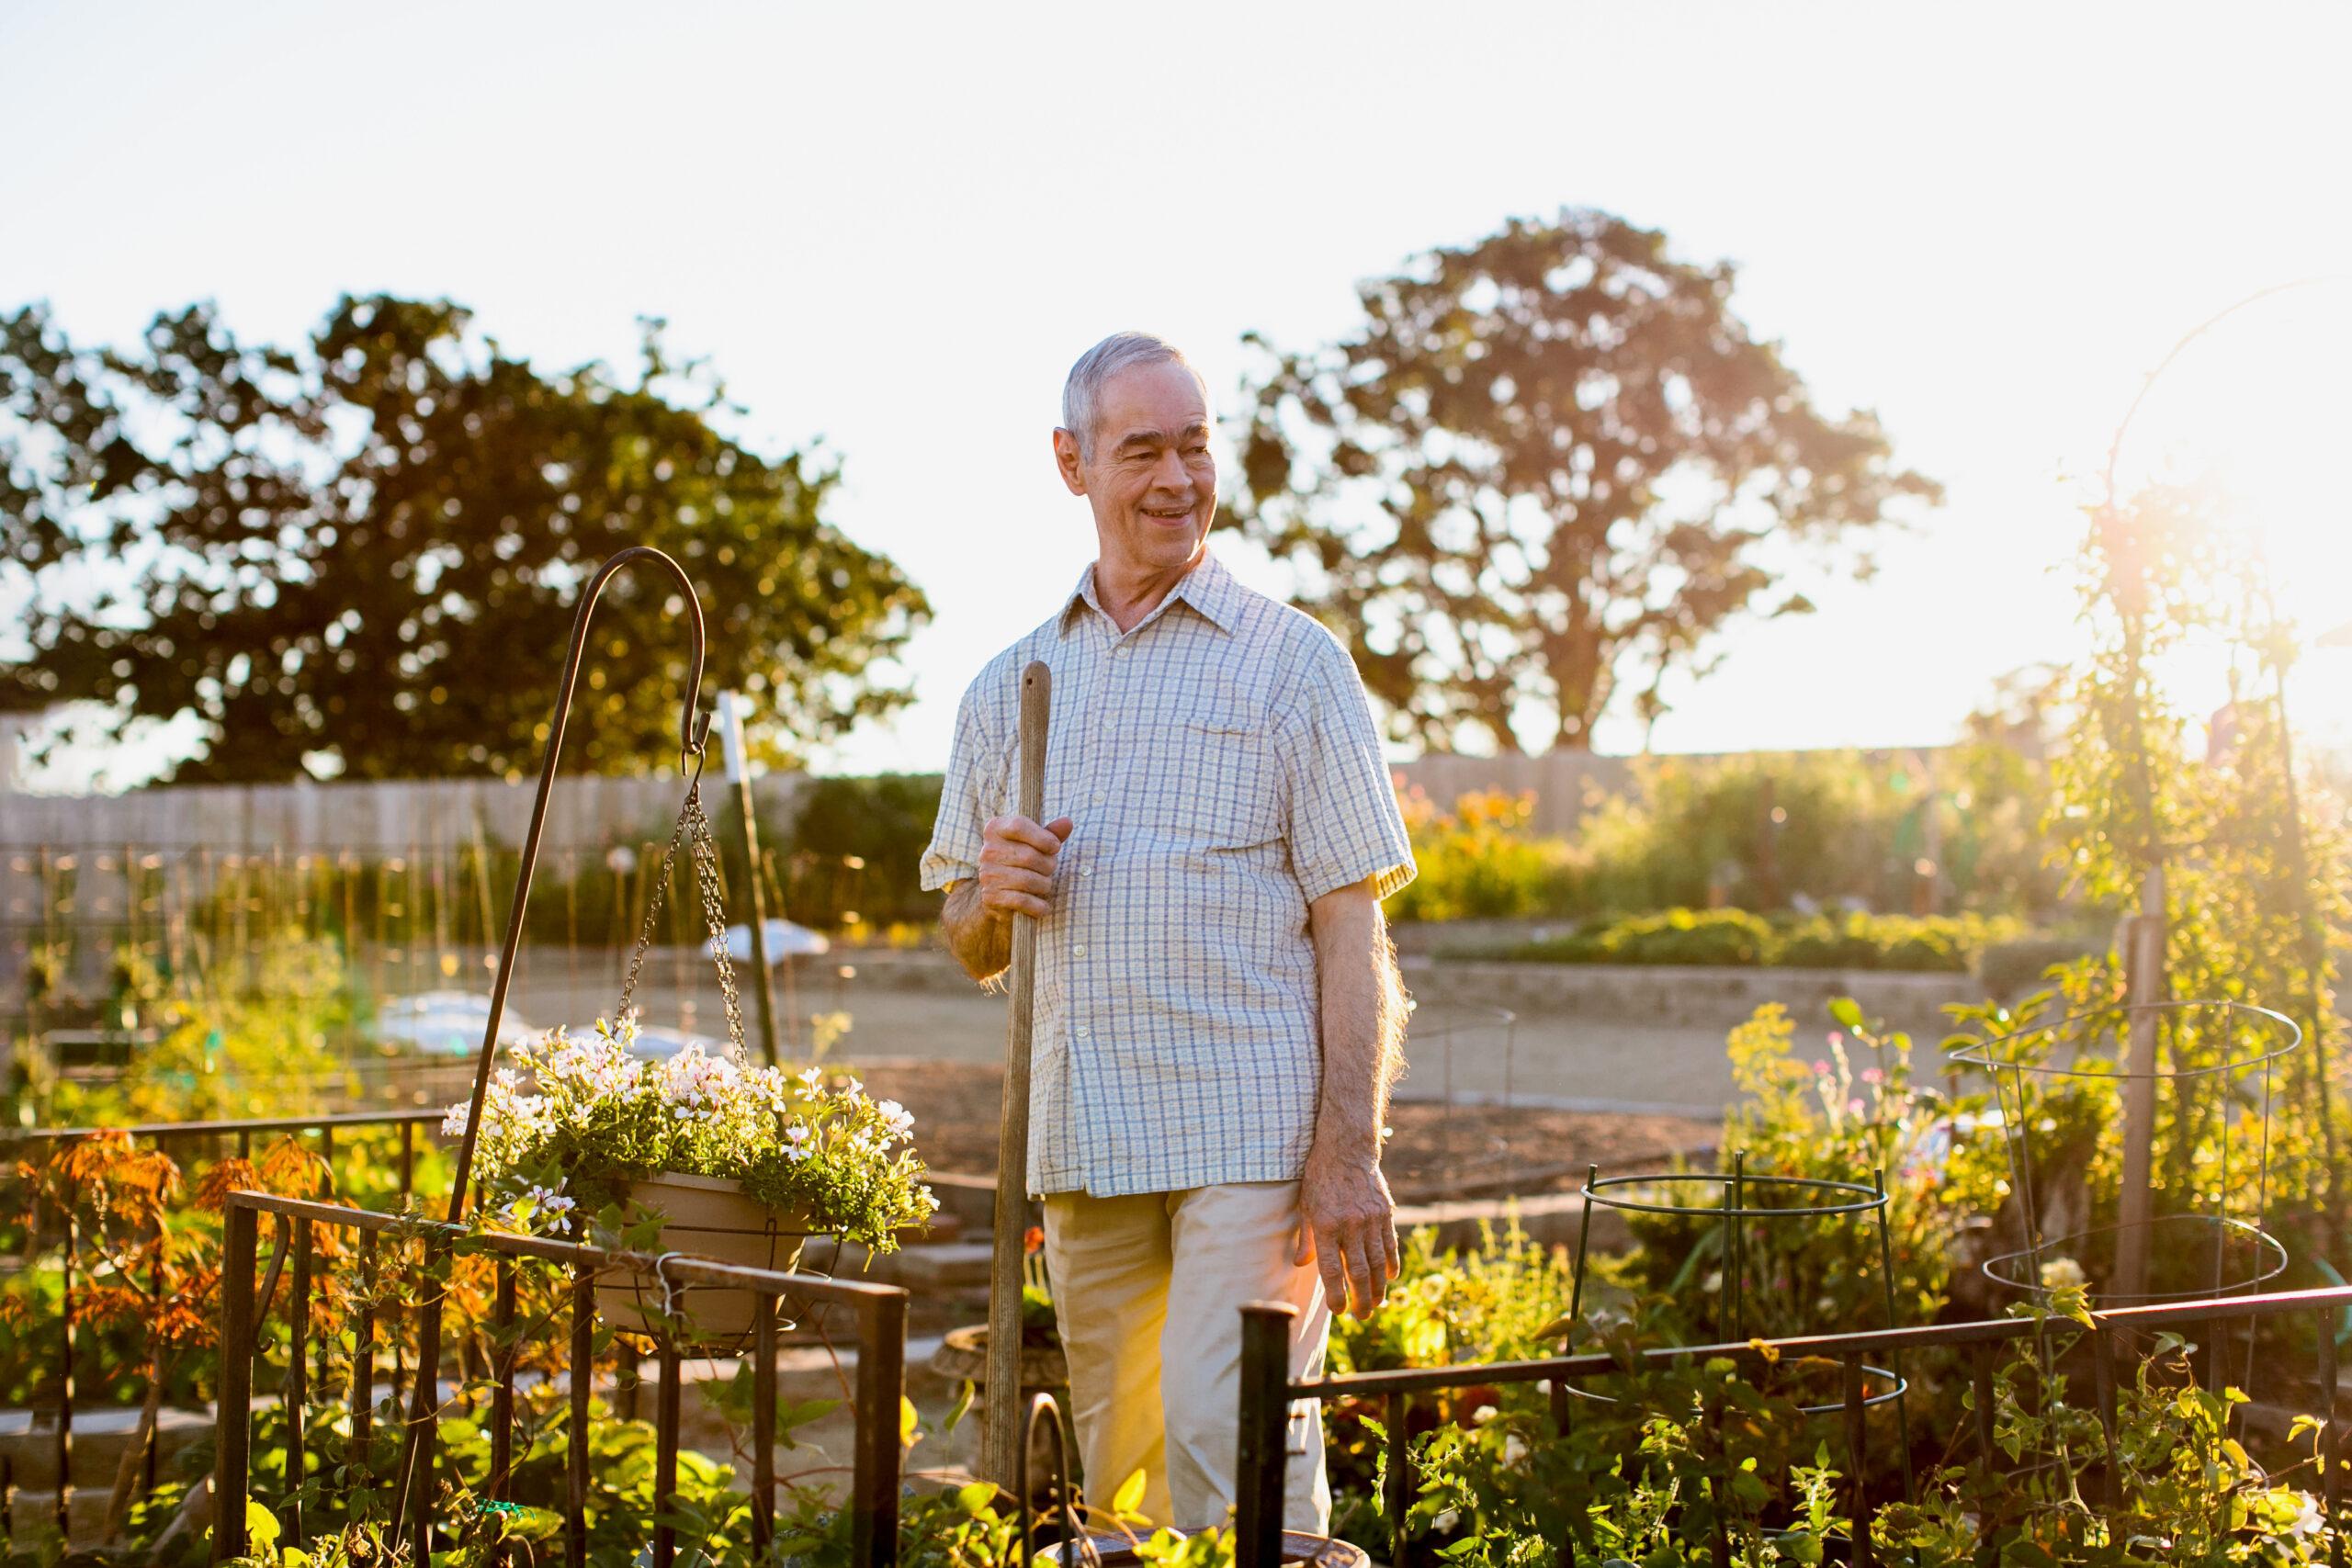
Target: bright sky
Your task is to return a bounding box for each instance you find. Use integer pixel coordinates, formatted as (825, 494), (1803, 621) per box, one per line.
(4, 0), (2349, 789)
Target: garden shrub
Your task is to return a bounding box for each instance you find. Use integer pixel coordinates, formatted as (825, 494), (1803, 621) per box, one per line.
(1772, 911), (2026, 972)
(1385, 788), (1578, 923)
(1500, 909), (2024, 971)
(1533, 908), (1777, 966)
(1560, 745), (2061, 919)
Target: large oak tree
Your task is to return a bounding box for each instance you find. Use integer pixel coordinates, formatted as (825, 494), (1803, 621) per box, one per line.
(1234, 209), (1940, 752)
(0, 296), (927, 782)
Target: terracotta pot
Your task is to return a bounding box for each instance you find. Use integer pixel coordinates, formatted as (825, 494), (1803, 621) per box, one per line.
(594, 1171), (817, 1346)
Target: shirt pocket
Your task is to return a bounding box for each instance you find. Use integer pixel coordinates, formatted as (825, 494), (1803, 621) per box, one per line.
(1170, 702), (1283, 848)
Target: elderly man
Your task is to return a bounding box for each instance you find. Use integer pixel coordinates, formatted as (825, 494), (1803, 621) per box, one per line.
(919, 331), (1416, 1532)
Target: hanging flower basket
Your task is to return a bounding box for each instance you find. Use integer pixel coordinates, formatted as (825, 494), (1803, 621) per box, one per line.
(596, 1170), (819, 1342)
(449, 1015), (935, 1348)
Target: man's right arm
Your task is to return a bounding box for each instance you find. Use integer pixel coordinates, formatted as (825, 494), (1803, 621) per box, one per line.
(941, 876), (1012, 983)
(940, 814), (1074, 986)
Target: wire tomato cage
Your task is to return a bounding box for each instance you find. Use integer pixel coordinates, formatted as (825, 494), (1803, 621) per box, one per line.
(1944, 999), (2301, 1305)
(1946, 998), (2302, 1401)
(1562, 1152), (1916, 1498)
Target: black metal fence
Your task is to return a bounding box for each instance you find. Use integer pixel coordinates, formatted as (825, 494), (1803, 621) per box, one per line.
(1234, 1284), (2352, 1568)
(0, 1110), (445, 1541)
(211, 1190), (910, 1568)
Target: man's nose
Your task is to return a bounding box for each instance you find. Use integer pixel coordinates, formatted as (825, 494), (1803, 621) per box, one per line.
(1150, 446), (1193, 494)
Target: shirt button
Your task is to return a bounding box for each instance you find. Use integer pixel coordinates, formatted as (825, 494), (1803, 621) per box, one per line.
(1073, 945), (1088, 958)
(1077, 1027), (1091, 1040)
(1082, 868), (1094, 878)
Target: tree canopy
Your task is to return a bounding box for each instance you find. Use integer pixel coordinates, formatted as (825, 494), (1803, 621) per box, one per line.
(1233, 209), (1940, 753)
(0, 295), (927, 782)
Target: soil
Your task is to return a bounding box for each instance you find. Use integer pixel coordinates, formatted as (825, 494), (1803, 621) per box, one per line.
(842, 1059), (1717, 1205)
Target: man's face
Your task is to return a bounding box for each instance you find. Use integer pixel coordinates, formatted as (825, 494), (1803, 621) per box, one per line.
(1058, 359), (1217, 577)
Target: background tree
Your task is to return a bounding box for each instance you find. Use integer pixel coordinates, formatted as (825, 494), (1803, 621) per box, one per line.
(1233, 208), (1940, 753)
(0, 296), (928, 782)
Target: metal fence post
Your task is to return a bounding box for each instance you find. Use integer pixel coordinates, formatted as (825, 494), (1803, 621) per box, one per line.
(752, 1292), (777, 1553)
(653, 1341), (681, 1568)
(1236, 1302), (1295, 1568)
(1385, 1389), (1412, 1568)
(286, 1220), (311, 1546)
(55, 1201), (75, 1540)
(851, 1289), (906, 1568)
(210, 1201), (258, 1565)
(566, 1264), (593, 1568)
(490, 1260), (516, 1501)
(1841, 1354), (1872, 1568)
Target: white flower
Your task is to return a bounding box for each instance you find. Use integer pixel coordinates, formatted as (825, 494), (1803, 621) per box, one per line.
(2040, 1257), (2087, 1292)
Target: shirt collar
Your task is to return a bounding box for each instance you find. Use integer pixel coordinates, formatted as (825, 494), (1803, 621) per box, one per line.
(1058, 549), (1240, 637)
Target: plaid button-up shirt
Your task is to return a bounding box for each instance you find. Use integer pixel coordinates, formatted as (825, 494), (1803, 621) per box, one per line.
(920, 551), (1416, 1198)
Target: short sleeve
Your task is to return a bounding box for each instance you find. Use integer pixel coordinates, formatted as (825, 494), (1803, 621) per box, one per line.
(919, 678), (1005, 893)
(1279, 640), (1417, 903)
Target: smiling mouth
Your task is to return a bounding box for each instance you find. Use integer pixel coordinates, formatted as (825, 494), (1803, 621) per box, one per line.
(1143, 504), (1194, 525)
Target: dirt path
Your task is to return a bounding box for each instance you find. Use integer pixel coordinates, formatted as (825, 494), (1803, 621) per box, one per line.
(501, 968), (1742, 1117)
(837, 1058), (1714, 1201)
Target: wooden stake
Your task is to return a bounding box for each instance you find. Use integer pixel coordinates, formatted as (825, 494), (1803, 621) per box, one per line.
(985, 660), (1052, 1492)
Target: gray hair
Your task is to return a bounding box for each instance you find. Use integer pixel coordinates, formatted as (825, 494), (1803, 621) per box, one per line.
(1059, 331), (1209, 458)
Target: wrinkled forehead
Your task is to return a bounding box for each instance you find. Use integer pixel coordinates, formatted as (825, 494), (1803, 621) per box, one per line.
(1094, 358), (1212, 446)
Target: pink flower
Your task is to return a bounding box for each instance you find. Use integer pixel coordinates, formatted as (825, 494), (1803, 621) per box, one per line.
(1861, 1067), (1885, 1085)
(1848, 1099), (1866, 1116)
(1826, 1032), (1844, 1048)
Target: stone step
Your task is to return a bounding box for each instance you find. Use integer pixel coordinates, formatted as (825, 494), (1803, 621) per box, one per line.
(839, 1240), (996, 1291)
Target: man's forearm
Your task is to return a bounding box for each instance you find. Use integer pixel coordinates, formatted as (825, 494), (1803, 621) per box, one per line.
(1307, 882), (1408, 1162)
(941, 877), (1012, 985)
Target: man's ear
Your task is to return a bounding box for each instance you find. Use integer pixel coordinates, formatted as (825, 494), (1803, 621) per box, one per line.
(1051, 427), (1088, 496)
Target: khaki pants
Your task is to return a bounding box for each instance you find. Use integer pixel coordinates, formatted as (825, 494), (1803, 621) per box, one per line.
(1041, 1181), (1331, 1533)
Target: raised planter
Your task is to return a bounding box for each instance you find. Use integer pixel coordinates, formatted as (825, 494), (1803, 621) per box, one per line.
(595, 1171), (817, 1345)
(1403, 956), (1977, 1034)
(931, 1321), (1069, 1391)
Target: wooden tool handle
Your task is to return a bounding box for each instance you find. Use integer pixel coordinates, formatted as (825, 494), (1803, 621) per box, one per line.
(984, 660), (1052, 1491)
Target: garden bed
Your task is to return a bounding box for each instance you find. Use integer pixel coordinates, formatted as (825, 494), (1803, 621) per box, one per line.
(840, 1059), (1715, 1204)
